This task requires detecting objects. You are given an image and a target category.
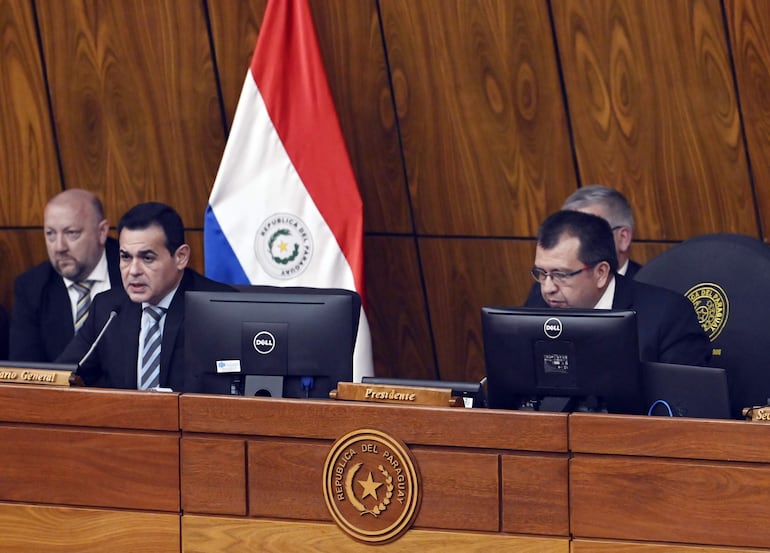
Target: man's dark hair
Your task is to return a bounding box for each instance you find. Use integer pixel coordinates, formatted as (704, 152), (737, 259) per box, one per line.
(118, 202), (185, 254)
(537, 210), (619, 273)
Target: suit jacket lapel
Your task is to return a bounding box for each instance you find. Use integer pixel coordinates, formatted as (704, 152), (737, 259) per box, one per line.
(611, 274), (634, 310)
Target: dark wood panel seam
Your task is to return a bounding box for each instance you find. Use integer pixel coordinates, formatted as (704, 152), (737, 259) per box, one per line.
(30, 0), (66, 191)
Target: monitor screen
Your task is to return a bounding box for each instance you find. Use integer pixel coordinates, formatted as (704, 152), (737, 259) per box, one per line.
(481, 307), (643, 414)
(184, 287), (360, 399)
(360, 377), (486, 408)
(643, 361), (731, 419)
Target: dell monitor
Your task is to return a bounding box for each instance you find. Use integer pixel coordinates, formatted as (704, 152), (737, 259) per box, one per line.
(481, 307), (643, 414)
(184, 287), (360, 399)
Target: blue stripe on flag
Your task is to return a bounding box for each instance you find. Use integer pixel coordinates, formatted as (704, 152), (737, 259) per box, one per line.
(204, 205), (250, 284)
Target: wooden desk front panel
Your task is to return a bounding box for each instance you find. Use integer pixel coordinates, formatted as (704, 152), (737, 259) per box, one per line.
(179, 395), (568, 452)
(180, 397), (570, 537)
(0, 503), (179, 553)
(0, 425), (180, 511)
(570, 455), (770, 549)
(182, 516), (569, 553)
(0, 384), (179, 430)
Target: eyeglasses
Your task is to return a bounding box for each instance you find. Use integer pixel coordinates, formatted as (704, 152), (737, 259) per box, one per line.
(610, 225), (624, 232)
(531, 265), (594, 284)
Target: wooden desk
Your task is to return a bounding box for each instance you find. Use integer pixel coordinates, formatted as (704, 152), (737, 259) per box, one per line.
(0, 384), (180, 553)
(570, 413), (770, 552)
(3, 385), (769, 552)
(179, 394), (569, 552)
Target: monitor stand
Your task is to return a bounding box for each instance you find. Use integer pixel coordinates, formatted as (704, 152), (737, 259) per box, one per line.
(535, 395), (607, 413)
(538, 396), (574, 413)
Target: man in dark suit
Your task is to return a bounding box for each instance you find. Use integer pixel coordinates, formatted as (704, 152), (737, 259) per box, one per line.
(57, 202), (232, 391)
(526, 210), (709, 366)
(524, 185), (641, 304)
(10, 189), (124, 361)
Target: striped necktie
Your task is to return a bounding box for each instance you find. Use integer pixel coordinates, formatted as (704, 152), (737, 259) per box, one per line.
(140, 306), (166, 390)
(72, 280), (94, 333)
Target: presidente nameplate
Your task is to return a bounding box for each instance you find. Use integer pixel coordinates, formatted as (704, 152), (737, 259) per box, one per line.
(0, 366), (73, 386)
(330, 382), (463, 407)
(322, 428), (421, 543)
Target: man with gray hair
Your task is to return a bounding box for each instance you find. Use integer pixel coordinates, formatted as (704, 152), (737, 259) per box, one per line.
(561, 184), (639, 277)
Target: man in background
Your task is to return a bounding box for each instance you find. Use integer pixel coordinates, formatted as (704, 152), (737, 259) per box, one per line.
(10, 189), (123, 361)
(525, 185), (640, 305)
(58, 202), (232, 391)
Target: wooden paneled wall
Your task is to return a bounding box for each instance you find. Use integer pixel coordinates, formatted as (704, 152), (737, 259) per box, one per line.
(0, 0), (768, 382)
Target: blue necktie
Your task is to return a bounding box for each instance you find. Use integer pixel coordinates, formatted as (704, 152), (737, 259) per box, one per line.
(140, 306), (166, 390)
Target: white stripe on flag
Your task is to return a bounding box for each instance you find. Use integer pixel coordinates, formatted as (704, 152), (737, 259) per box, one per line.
(205, 0), (373, 381)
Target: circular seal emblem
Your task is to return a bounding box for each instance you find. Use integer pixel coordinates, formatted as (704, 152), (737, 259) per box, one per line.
(254, 213), (313, 279)
(543, 317), (563, 339)
(685, 282), (729, 342)
(252, 331), (275, 354)
(322, 429), (421, 544)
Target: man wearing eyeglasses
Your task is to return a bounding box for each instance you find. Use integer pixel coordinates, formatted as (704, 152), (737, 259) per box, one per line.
(524, 185), (640, 306)
(525, 210), (709, 365)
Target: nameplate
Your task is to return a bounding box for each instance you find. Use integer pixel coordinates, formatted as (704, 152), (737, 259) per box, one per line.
(0, 366), (74, 387)
(744, 405), (770, 422)
(330, 382), (463, 407)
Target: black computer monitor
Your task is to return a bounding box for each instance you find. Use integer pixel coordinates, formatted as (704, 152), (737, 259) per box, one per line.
(184, 287), (360, 399)
(481, 307), (643, 414)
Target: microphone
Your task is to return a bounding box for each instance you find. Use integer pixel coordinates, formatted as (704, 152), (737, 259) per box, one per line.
(77, 309), (119, 368)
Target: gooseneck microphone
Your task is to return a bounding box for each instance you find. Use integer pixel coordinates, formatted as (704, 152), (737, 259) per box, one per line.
(77, 309), (119, 368)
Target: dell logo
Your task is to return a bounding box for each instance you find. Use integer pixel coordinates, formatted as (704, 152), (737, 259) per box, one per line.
(253, 331), (276, 354)
(543, 318), (562, 339)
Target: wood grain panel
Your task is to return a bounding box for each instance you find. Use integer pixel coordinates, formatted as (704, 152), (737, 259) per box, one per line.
(0, 426), (179, 511)
(182, 437), (246, 515)
(553, 0), (756, 240)
(501, 454), (569, 536)
(180, 395), (568, 452)
(0, 503), (179, 553)
(0, 384), (178, 430)
(248, 440), (330, 521)
(206, 0), (267, 126)
(311, 0), (411, 233)
(365, 236), (435, 379)
(725, 0), (770, 241)
(419, 237), (535, 382)
(0, 228), (48, 310)
(573, 539), (762, 553)
(182, 516), (568, 552)
(0, 0), (61, 227)
(412, 449), (498, 532)
(380, 0), (575, 236)
(629, 242), (673, 266)
(570, 454), (770, 549)
(35, 0), (225, 227)
(569, 413), (770, 463)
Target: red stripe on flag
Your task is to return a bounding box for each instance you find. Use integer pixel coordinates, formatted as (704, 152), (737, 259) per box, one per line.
(250, 0), (365, 301)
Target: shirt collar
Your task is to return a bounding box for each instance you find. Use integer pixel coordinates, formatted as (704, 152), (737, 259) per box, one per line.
(594, 274), (616, 310)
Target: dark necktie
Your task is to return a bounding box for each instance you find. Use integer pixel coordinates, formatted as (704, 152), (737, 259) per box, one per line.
(140, 306), (166, 390)
(72, 280), (94, 333)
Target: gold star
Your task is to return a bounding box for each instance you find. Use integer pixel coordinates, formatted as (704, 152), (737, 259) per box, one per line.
(278, 241), (288, 252)
(357, 472), (382, 500)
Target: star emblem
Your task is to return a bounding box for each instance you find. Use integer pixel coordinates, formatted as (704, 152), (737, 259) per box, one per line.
(357, 471), (382, 500)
